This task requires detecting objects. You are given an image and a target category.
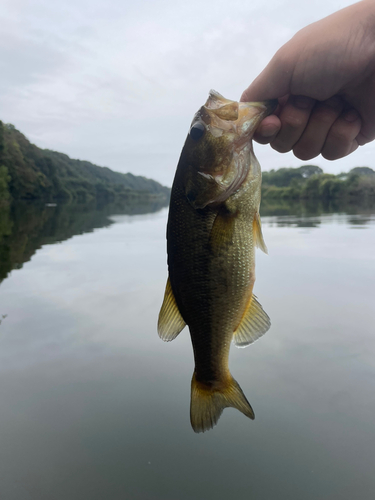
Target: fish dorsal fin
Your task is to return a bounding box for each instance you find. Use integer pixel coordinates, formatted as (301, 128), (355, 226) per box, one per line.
(158, 277), (186, 341)
(253, 212), (268, 254)
(233, 295), (271, 348)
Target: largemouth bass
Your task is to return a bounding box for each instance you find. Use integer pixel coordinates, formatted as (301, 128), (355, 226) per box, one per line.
(158, 90), (275, 433)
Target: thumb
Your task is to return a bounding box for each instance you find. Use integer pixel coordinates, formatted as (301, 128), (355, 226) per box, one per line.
(240, 51), (293, 102)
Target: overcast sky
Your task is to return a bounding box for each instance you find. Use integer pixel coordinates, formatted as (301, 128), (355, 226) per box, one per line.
(0, 0), (371, 187)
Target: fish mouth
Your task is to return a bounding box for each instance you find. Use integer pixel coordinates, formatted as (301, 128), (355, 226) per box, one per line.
(237, 99), (278, 135)
(225, 98), (277, 152)
(198, 91), (278, 141)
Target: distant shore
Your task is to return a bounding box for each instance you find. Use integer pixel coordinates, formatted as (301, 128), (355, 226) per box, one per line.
(0, 121), (170, 204)
(261, 165), (375, 206)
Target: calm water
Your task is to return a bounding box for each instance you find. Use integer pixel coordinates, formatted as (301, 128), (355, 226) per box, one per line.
(0, 201), (374, 499)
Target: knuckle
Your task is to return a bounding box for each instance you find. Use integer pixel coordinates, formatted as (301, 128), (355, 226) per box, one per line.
(311, 99), (343, 125)
(313, 109), (338, 125)
(282, 113), (306, 130)
(328, 126), (352, 144)
(329, 116), (361, 144)
(322, 96), (343, 112)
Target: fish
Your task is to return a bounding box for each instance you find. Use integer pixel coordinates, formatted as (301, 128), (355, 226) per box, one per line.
(158, 90), (275, 433)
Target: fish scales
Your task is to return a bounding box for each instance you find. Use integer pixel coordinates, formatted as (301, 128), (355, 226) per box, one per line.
(158, 91), (275, 432)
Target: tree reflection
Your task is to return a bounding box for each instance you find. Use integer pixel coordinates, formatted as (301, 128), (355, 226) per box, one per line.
(260, 199), (375, 228)
(0, 198), (168, 284)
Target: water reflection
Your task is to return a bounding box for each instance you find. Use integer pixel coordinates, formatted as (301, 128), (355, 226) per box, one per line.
(346, 215), (375, 227)
(261, 199), (375, 228)
(0, 198), (168, 283)
(0, 199), (374, 499)
(260, 197), (375, 217)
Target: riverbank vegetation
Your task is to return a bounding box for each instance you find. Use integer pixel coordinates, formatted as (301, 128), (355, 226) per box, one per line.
(0, 121), (169, 203)
(262, 164), (375, 206)
(1, 118), (374, 208)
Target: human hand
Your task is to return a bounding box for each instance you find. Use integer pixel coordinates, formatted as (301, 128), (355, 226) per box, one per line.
(241, 0), (375, 160)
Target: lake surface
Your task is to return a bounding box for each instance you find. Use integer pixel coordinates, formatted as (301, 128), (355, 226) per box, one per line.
(0, 201), (374, 499)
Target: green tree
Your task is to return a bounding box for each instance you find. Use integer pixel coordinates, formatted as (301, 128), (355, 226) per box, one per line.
(298, 165), (323, 178)
(349, 167), (375, 177)
(319, 176), (344, 200)
(0, 121), (5, 162)
(0, 165), (10, 201)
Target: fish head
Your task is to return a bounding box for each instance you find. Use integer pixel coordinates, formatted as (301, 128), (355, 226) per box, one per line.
(182, 90), (277, 209)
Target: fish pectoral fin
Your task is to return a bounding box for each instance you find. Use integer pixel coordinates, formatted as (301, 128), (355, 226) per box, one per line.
(158, 277), (186, 341)
(209, 208), (236, 251)
(233, 295), (271, 348)
(253, 212), (268, 254)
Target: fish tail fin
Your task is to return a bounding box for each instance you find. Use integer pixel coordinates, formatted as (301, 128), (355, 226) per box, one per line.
(190, 372), (254, 433)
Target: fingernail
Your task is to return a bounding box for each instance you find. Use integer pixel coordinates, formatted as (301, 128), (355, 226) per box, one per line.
(344, 109), (360, 122)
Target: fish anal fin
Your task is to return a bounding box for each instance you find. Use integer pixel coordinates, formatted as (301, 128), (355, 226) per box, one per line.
(233, 294), (271, 348)
(158, 278), (186, 341)
(253, 212), (268, 254)
(190, 373), (254, 433)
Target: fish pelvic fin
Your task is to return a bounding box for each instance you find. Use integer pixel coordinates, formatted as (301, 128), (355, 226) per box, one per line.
(253, 212), (268, 254)
(158, 277), (186, 341)
(190, 373), (254, 433)
(233, 294), (271, 348)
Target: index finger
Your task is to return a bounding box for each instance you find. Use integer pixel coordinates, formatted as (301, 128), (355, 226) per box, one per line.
(240, 53), (293, 103)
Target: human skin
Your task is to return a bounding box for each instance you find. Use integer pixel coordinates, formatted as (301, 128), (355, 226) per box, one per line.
(241, 0), (375, 160)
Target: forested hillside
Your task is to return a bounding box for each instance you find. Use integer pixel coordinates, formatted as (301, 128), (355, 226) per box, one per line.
(0, 121), (169, 203)
(262, 164), (375, 204)
(1, 119), (373, 207)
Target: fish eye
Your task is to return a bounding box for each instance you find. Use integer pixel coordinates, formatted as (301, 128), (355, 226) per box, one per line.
(189, 122), (205, 141)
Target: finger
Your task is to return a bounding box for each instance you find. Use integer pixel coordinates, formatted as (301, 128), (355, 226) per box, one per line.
(270, 95), (315, 153)
(322, 109), (362, 160)
(356, 132), (370, 146)
(240, 49), (293, 102)
(348, 140), (359, 155)
(353, 116), (373, 146)
(253, 115), (281, 144)
(292, 97), (344, 160)
(251, 98), (287, 144)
